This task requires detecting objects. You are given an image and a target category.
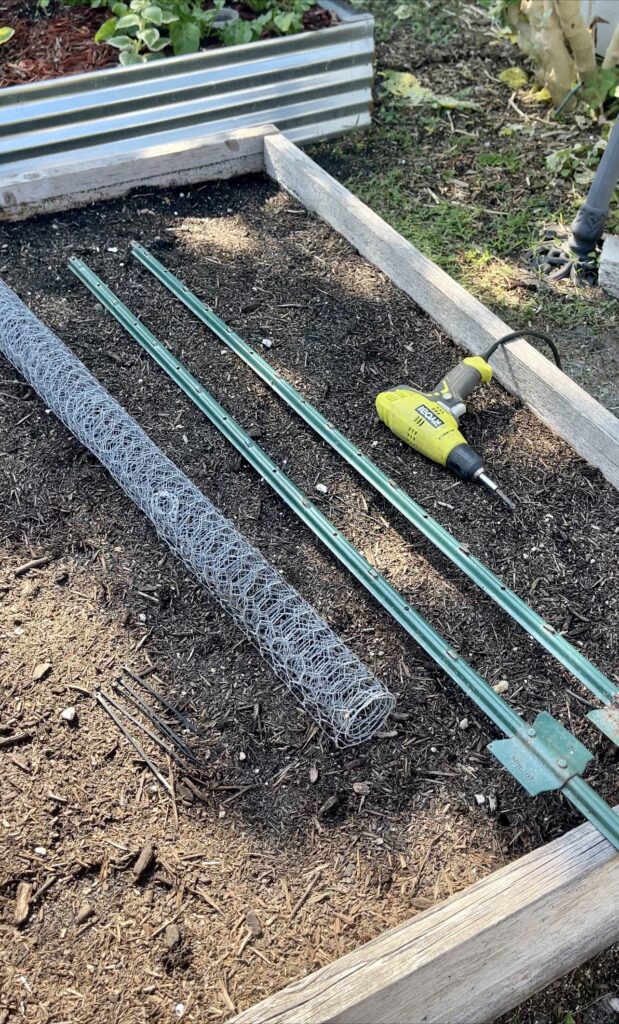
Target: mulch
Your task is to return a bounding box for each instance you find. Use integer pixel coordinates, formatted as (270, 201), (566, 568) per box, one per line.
(0, 174), (617, 1021)
(0, 5), (116, 88)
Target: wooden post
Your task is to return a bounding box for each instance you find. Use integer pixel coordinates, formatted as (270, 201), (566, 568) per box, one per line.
(264, 133), (619, 489)
(231, 816), (619, 1024)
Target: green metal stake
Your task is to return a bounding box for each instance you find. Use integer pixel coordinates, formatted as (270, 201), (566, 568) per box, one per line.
(69, 256), (619, 850)
(129, 243), (619, 747)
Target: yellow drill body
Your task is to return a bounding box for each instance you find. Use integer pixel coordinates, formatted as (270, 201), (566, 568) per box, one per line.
(375, 390), (467, 467)
(375, 355), (513, 508)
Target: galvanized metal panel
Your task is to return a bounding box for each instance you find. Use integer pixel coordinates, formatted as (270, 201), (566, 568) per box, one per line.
(0, 1), (374, 174)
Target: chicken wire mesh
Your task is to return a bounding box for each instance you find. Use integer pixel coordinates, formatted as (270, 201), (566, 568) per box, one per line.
(0, 278), (395, 745)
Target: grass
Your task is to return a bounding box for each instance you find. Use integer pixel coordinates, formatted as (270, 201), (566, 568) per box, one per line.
(363, 0), (461, 45)
(313, 0), (618, 343)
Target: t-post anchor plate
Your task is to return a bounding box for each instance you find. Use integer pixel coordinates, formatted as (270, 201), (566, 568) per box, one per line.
(489, 711), (593, 796)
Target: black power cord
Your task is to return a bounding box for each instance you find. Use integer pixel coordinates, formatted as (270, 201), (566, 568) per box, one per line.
(481, 329), (562, 370)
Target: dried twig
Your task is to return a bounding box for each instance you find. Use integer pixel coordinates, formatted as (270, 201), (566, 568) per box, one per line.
(123, 665), (207, 739)
(115, 677), (196, 760)
(0, 732), (32, 750)
(14, 555), (51, 577)
(103, 689), (188, 769)
(290, 870), (322, 921)
(14, 882), (33, 925)
(95, 691), (171, 795)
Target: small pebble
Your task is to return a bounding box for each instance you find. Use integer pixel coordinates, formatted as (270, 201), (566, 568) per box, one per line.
(60, 707), (77, 723)
(459, 717), (469, 730)
(238, 751), (246, 761)
(245, 910), (262, 938)
(175, 1004), (185, 1019)
(261, 338), (273, 349)
(33, 662), (52, 682)
(34, 846), (47, 856)
(76, 903), (94, 925)
(493, 680), (509, 694)
(474, 793), (485, 806)
(315, 483), (328, 494)
(164, 923), (181, 950)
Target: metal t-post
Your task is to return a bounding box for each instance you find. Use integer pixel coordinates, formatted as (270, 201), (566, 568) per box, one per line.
(569, 118), (619, 257)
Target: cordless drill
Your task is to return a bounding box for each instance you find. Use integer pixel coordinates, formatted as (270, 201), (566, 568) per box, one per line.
(376, 354), (514, 508)
(375, 331), (562, 510)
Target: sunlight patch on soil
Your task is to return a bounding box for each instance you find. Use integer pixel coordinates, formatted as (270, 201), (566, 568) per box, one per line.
(173, 216), (259, 259)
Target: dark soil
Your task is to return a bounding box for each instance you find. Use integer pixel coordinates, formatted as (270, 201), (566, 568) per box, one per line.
(0, 1), (334, 90)
(0, 175), (618, 1021)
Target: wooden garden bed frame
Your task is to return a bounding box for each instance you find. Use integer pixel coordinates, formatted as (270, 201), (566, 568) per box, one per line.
(1, 124), (617, 1021)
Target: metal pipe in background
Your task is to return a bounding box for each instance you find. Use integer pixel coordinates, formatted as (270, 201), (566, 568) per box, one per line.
(569, 119), (619, 257)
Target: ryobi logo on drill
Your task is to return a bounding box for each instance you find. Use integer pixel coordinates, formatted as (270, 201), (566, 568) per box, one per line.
(416, 404), (443, 429)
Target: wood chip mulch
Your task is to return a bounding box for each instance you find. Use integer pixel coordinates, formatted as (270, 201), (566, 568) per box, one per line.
(0, 7), (116, 89)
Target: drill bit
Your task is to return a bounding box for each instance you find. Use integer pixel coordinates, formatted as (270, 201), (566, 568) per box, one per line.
(477, 471), (515, 511)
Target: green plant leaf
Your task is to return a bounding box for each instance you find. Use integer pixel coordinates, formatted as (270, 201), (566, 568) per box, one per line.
(142, 4), (162, 24)
(0, 26), (15, 44)
(273, 10), (302, 34)
(94, 17), (118, 42)
(111, 3), (128, 15)
(169, 19), (200, 54)
(582, 66), (619, 111)
(115, 13), (141, 29)
(159, 9), (179, 22)
(545, 148), (572, 175)
(138, 25), (160, 46)
(119, 48), (147, 63)
(219, 18), (254, 45)
(148, 34), (170, 49)
(499, 66), (528, 89)
(107, 33), (137, 48)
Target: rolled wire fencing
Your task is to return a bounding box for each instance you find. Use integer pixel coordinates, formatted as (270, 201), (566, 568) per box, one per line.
(0, 278), (395, 745)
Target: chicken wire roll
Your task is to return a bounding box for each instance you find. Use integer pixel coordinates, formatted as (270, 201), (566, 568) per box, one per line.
(0, 277), (395, 745)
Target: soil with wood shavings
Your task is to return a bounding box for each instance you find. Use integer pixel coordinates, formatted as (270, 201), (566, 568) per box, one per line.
(0, 176), (617, 1023)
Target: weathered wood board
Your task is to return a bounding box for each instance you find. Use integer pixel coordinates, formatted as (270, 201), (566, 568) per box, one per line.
(232, 814), (619, 1024)
(0, 125), (276, 221)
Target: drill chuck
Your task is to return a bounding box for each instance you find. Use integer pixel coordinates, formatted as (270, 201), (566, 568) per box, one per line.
(445, 442), (485, 482)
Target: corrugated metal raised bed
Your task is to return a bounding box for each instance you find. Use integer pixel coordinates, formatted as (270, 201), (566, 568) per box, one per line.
(0, 1), (373, 177)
